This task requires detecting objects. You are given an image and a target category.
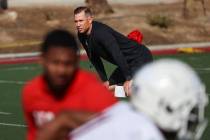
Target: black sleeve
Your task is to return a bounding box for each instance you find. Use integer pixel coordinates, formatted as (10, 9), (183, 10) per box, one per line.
(89, 54), (108, 82)
(78, 35), (108, 82)
(96, 30), (132, 81)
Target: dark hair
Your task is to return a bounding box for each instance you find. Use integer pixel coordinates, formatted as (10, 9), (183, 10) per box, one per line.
(74, 6), (93, 16)
(41, 29), (78, 53)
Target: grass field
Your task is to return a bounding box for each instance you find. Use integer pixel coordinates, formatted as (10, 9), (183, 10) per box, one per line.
(0, 53), (210, 140)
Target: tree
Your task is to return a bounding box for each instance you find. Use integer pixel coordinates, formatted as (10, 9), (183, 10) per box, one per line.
(183, 0), (206, 18)
(85, 0), (114, 15)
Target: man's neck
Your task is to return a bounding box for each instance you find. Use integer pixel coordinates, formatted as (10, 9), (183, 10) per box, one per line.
(86, 24), (93, 35)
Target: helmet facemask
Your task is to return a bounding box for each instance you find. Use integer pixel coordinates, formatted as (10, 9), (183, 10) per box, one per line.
(178, 100), (208, 140)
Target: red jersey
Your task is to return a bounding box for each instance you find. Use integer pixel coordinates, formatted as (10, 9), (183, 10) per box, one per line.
(22, 69), (117, 140)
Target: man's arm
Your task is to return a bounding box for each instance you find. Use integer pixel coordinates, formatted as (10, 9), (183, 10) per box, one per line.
(96, 30), (133, 95)
(96, 30), (132, 81)
(78, 34), (108, 82)
(89, 55), (108, 82)
(36, 111), (95, 140)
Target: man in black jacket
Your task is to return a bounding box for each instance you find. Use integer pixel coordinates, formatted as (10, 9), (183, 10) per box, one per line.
(74, 6), (153, 96)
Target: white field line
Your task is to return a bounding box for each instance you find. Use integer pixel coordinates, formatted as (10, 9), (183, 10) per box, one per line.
(0, 122), (27, 127)
(198, 71), (210, 74)
(195, 68), (210, 74)
(0, 80), (25, 85)
(195, 68), (210, 71)
(0, 112), (12, 115)
(0, 66), (37, 71)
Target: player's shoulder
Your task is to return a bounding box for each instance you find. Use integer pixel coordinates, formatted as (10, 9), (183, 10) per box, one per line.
(128, 108), (165, 140)
(72, 102), (164, 140)
(22, 75), (43, 95)
(105, 102), (165, 140)
(77, 69), (109, 92)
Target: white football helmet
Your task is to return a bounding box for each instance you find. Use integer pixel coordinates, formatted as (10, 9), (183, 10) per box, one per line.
(131, 59), (208, 140)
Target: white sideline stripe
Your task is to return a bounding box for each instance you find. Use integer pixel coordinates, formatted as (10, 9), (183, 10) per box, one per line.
(149, 42), (210, 50)
(0, 80), (25, 85)
(0, 122), (27, 127)
(0, 52), (40, 59)
(0, 112), (12, 115)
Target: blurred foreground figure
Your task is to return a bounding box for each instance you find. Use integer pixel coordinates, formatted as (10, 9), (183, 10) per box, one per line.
(22, 29), (117, 140)
(36, 59), (208, 140)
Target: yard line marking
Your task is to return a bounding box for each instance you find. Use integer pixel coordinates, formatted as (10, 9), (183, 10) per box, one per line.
(0, 112), (12, 115)
(197, 71), (210, 74)
(0, 66), (37, 71)
(195, 68), (210, 71)
(0, 80), (25, 85)
(0, 122), (27, 127)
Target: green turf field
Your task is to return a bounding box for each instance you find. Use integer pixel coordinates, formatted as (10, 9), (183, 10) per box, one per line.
(0, 53), (210, 140)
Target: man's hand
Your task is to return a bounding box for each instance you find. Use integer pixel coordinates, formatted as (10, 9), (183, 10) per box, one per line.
(36, 111), (95, 140)
(108, 85), (115, 92)
(123, 80), (132, 96)
(103, 81), (109, 88)
(103, 81), (116, 92)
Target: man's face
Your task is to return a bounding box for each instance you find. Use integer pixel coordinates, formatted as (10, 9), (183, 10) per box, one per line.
(74, 11), (93, 34)
(41, 47), (78, 95)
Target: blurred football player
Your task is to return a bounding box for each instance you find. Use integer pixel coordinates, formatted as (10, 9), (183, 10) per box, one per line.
(22, 29), (117, 140)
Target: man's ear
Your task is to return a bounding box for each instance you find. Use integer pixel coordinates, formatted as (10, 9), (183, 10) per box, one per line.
(88, 16), (93, 23)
